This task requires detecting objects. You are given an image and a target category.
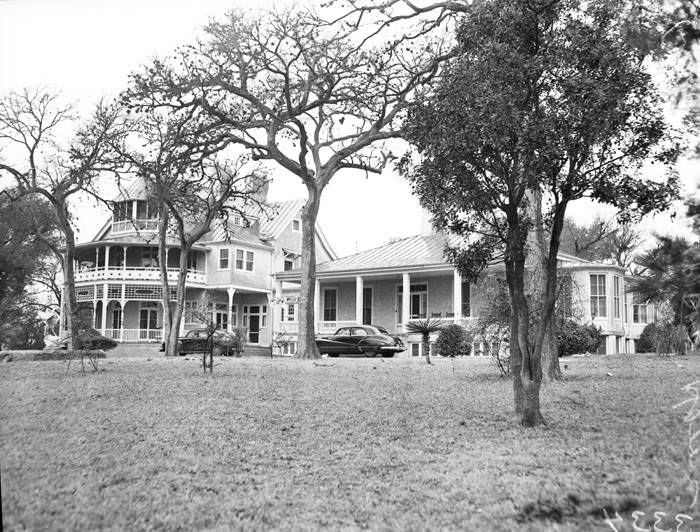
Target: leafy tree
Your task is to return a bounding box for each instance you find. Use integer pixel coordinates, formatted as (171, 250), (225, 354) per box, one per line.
(0, 89), (122, 348)
(400, 0), (678, 426)
(123, 7), (443, 359)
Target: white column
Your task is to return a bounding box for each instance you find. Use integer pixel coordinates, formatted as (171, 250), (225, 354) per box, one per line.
(355, 275), (364, 325)
(104, 245), (110, 271)
(131, 200), (138, 220)
(101, 283), (108, 335)
(227, 287), (236, 332)
(123, 246), (128, 271)
(401, 272), (410, 332)
(119, 299), (126, 342)
(453, 269), (462, 320)
(95, 247), (99, 268)
(314, 279), (321, 332)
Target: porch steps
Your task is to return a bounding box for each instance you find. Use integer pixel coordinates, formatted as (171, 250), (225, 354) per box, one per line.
(242, 345), (273, 357)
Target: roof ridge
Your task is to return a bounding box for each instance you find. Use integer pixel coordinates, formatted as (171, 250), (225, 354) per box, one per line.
(330, 234), (421, 262)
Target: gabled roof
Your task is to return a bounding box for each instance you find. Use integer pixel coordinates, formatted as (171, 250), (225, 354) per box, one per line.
(258, 199), (305, 240)
(298, 233), (460, 275)
(113, 176), (151, 202)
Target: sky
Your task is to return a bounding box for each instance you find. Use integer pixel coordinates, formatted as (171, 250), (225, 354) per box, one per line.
(0, 0), (697, 258)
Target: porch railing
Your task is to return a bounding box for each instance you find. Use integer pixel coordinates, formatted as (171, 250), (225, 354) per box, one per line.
(104, 329), (163, 342)
(76, 266), (206, 284)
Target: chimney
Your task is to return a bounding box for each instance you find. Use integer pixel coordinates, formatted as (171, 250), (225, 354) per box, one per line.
(420, 208), (434, 236)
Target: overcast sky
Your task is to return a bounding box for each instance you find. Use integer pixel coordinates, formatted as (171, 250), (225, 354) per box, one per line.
(0, 0), (696, 257)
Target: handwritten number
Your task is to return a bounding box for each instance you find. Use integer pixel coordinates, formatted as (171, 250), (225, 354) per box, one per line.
(603, 508), (624, 532)
(632, 511), (651, 531)
(654, 512), (672, 532)
(675, 513), (694, 532)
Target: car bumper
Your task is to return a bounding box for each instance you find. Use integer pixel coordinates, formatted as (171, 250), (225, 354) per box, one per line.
(378, 345), (406, 353)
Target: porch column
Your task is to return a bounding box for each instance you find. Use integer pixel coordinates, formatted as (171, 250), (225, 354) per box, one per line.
(104, 245), (110, 271)
(401, 272), (410, 333)
(101, 283), (108, 335)
(355, 275), (364, 325)
(227, 287), (236, 332)
(119, 298), (126, 342)
(453, 269), (462, 320)
(123, 246), (128, 271)
(95, 247), (99, 268)
(314, 279), (320, 332)
(131, 200), (137, 220)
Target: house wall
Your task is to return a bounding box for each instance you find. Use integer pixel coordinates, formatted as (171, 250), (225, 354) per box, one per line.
(204, 242), (272, 290)
(272, 214), (304, 272)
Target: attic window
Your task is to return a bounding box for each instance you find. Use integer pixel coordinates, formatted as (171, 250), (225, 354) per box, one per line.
(292, 219), (301, 231)
(233, 215), (242, 226)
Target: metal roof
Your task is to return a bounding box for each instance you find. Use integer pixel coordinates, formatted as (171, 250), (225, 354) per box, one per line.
(112, 177), (152, 202)
(258, 199), (305, 239)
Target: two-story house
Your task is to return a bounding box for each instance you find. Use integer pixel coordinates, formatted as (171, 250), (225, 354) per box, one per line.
(70, 179), (336, 349)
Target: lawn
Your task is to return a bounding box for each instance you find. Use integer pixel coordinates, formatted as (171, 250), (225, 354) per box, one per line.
(1, 354), (698, 531)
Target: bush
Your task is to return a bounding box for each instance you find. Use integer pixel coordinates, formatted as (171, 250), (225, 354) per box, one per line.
(436, 324), (471, 357)
(637, 322), (686, 354)
(76, 328), (118, 351)
(557, 320), (602, 357)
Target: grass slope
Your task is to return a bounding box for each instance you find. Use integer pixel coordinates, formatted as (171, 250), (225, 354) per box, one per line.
(1, 355), (698, 531)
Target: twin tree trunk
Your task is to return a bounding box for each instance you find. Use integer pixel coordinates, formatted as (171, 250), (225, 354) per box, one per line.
(526, 190), (562, 382)
(297, 186), (322, 359)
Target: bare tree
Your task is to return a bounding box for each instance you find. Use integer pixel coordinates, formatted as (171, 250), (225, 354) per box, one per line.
(0, 89), (122, 348)
(109, 108), (267, 356)
(124, 7), (446, 358)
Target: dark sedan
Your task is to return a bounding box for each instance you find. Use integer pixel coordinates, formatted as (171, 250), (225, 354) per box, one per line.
(316, 325), (405, 358)
(160, 329), (239, 356)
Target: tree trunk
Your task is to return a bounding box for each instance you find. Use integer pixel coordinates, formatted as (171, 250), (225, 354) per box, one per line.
(158, 207), (173, 355)
(296, 186), (321, 359)
(423, 333), (432, 365)
(526, 189), (562, 381)
(58, 204), (79, 350)
(505, 220), (545, 427)
(166, 247), (189, 357)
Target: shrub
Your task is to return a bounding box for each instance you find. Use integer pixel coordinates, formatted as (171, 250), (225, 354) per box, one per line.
(637, 321), (688, 355)
(76, 328), (118, 351)
(557, 320), (602, 357)
(436, 324), (471, 357)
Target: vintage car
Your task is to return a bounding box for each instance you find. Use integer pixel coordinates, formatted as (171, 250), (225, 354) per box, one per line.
(316, 325), (405, 358)
(160, 329), (240, 356)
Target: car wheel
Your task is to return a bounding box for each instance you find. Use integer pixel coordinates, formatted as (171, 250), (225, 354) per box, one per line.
(381, 353), (395, 358)
(328, 353), (339, 358)
(212, 346), (224, 357)
(363, 348), (379, 358)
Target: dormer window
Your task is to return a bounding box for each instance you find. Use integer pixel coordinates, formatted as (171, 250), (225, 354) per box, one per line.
(292, 219), (301, 231)
(112, 201), (131, 233)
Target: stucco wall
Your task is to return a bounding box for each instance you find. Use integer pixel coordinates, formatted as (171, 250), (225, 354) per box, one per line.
(204, 242), (272, 290)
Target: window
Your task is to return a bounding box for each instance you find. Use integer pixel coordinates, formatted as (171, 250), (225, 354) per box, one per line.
(353, 328), (368, 336)
(362, 287), (372, 324)
(292, 219), (301, 231)
(633, 303), (648, 324)
(184, 301), (198, 325)
(286, 304), (296, 322)
(114, 201), (130, 221)
(235, 249), (254, 271)
(590, 274), (607, 318)
(231, 305), (237, 327)
(233, 215), (242, 226)
(283, 251), (297, 271)
(461, 281), (471, 317)
(186, 252), (198, 271)
(141, 247), (158, 268)
(136, 200), (157, 220)
(262, 305), (268, 328)
(246, 251), (254, 272)
(323, 288), (337, 321)
(613, 276), (621, 319)
(219, 248), (229, 270)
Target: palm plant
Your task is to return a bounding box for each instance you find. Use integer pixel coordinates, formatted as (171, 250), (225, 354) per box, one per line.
(629, 236), (700, 354)
(405, 317), (445, 365)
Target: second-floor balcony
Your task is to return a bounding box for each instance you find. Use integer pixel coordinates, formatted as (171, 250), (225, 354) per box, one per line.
(75, 265), (206, 284)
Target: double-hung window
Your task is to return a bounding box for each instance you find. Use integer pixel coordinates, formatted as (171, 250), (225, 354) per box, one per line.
(219, 248), (229, 270)
(613, 276), (621, 319)
(323, 288), (337, 321)
(590, 274), (607, 318)
(235, 249), (255, 271)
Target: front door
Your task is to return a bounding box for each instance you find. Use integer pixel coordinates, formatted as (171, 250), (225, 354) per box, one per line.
(248, 314), (260, 343)
(139, 307), (158, 339)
